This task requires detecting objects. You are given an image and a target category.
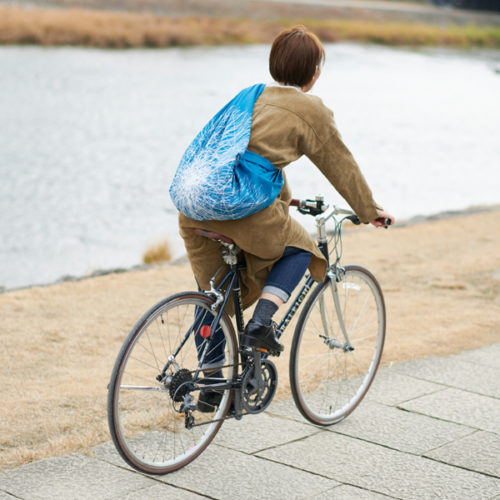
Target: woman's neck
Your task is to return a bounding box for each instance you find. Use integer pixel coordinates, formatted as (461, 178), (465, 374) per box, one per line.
(268, 81), (303, 92)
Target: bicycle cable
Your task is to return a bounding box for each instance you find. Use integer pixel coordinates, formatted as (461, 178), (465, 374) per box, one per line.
(328, 216), (347, 267)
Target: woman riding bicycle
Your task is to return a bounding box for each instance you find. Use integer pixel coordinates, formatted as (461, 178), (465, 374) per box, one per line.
(170, 25), (394, 356)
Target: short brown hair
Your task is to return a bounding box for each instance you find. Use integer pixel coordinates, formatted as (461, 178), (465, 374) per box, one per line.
(269, 25), (325, 88)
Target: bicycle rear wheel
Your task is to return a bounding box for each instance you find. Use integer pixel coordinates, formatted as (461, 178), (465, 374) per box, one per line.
(290, 266), (385, 425)
(107, 292), (238, 474)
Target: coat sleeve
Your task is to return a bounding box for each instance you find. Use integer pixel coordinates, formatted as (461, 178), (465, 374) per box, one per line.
(300, 103), (381, 223)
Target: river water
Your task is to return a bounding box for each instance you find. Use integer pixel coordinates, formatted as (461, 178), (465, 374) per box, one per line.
(1, 43), (499, 290)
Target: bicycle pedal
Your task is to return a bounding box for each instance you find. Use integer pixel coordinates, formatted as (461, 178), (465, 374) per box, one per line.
(266, 349), (281, 358)
(256, 347), (280, 357)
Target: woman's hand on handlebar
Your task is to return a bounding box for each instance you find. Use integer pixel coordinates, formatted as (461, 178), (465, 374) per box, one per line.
(370, 209), (395, 228)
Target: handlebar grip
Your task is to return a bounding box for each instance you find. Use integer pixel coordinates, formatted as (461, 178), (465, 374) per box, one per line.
(376, 217), (392, 228)
(346, 215), (361, 225)
(289, 199), (301, 207)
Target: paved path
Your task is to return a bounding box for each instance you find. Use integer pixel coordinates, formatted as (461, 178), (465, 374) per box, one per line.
(1, 344), (499, 499)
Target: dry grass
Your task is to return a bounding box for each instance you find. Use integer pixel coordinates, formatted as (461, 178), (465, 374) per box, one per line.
(0, 6), (277, 47)
(1, 209), (499, 470)
(142, 239), (172, 265)
(1, 5), (499, 48)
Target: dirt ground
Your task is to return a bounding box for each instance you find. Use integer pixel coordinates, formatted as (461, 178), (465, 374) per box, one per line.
(1, 208), (499, 470)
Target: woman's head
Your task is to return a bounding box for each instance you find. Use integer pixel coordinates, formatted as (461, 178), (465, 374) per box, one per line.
(269, 25), (325, 90)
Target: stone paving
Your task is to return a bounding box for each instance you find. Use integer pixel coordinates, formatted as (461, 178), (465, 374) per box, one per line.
(1, 343), (499, 499)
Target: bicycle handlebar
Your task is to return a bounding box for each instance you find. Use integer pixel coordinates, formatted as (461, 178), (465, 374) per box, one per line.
(290, 197), (392, 228)
(289, 197), (326, 216)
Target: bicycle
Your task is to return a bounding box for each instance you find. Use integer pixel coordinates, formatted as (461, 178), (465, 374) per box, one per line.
(107, 195), (389, 474)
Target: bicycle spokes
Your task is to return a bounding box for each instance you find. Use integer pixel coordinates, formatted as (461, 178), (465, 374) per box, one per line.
(290, 268), (385, 425)
(108, 293), (238, 474)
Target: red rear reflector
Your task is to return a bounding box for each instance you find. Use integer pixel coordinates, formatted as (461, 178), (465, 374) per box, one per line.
(200, 325), (212, 339)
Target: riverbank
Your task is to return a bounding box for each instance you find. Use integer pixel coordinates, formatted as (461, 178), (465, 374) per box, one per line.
(1, 208), (499, 470)
(1, 4), (500, 48)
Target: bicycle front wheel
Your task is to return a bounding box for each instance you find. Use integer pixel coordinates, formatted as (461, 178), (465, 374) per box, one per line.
(290, 266), (385, 425)
(108, 292), (238, 474)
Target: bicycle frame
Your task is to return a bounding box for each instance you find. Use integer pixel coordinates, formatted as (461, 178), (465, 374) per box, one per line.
(158, 202), (357, 398)
(205, 203), (358, 351)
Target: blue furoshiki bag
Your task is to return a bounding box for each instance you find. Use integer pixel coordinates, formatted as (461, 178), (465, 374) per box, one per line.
(169, 84), (284, 221)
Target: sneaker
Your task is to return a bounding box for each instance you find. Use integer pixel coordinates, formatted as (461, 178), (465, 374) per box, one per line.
(240, 320), (284, 354)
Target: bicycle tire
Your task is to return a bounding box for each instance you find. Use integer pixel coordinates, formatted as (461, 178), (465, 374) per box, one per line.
(107, 291), (238, 474)
(289, 266), (385, 426)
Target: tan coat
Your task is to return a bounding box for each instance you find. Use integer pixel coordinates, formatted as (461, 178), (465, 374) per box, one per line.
(178, 86), (380, 309)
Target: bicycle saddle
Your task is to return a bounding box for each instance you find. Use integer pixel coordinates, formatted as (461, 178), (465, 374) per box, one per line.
(193, 228), (234, 245)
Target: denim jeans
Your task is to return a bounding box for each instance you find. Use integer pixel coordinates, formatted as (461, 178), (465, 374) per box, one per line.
(262, 246), (312, 302)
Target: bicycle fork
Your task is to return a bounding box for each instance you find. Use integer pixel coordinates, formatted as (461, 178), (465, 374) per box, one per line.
(320, 272), (354, 352)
